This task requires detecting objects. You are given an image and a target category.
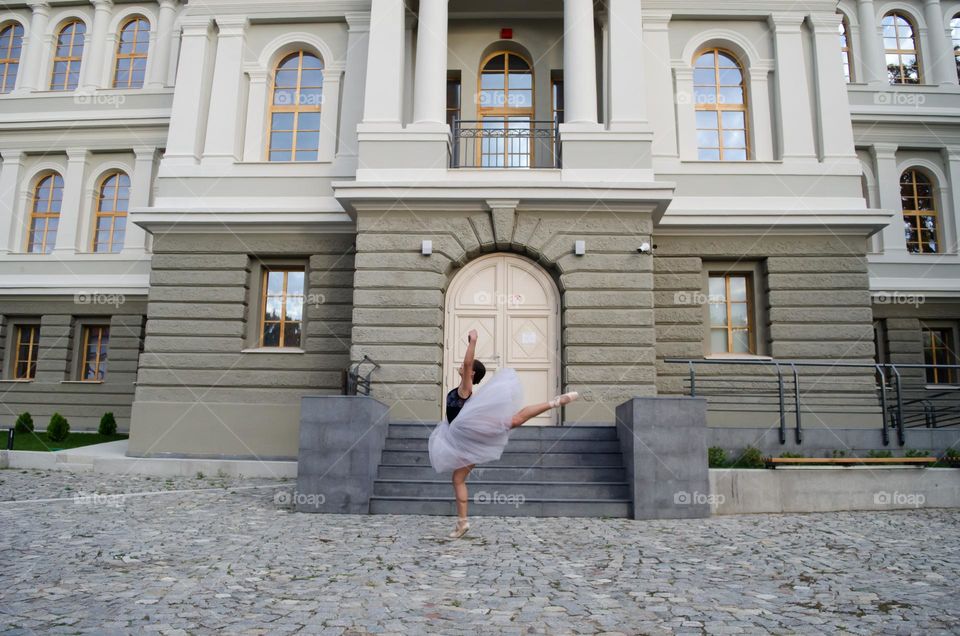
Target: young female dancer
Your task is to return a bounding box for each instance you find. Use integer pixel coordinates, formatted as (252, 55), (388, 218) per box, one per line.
(428, 329), (579, 538)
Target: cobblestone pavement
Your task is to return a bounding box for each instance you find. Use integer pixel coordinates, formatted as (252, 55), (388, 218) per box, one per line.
(1, 469), (958, 635)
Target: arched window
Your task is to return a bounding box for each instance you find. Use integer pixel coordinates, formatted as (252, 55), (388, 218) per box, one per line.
(694, 48), (749, 161)
(900, 169), (938, 254)
(883, 12), (921, 84)
(478, 51), (534, 167)
(27, 173), (63, 254)
(267, 50), (323, 162)
(50, 20), (85, 90)
(838, 13), (853, 82)
(113, 17), (150, 89)
(0, 22), (24, 93)
(92, 171), (129, 253)
(951, 14), (960, 81)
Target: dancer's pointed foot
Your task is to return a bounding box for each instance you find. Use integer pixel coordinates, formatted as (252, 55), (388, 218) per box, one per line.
(448, 518), (470, 539)
(548, 391), (580, 409)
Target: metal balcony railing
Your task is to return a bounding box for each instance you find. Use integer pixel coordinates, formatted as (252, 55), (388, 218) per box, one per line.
(450, 118), (560, 169)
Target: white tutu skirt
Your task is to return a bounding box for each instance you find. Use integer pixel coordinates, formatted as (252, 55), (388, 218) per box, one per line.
(428, 368), (525, 473)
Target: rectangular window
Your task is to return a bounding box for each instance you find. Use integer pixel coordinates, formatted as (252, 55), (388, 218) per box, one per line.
(707, 273), (755, 354)
(260, 267), (305, 348)
(922, 325), (956, 384)
(13, 324), (40, 380)
(446, 72), (461, 130)
(80, 325), (109, 381)
(551, 72), (564, 125)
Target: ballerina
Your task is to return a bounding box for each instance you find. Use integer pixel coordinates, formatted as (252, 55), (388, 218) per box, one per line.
(428, 328), (579, 539)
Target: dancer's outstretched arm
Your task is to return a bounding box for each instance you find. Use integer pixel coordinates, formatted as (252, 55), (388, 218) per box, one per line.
(458, 329), (478, 398)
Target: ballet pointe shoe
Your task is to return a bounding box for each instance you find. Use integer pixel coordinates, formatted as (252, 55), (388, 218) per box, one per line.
(448, 518), (470, 539)
(548, 391), (580, 409)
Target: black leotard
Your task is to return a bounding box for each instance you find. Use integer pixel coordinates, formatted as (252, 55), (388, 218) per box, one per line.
(445, 387), (471, 423)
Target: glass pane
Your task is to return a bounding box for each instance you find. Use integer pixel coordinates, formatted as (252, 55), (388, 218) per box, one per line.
(710, 329), (728, 353)
(698, 148), (720, 161)
(723, 148), (747, 161)
(709, 303), (727, 327)
(708, 276), (726, 300)
(262, 323), (280, 347)
(696, 111), (717, 128)
(718, 68), (742, 85)
(697, 130), (719, 147)
(271, 112), (294, 130)
(294, 149), (318, 161)
(270, 132), (293, 151)
(730, 302), (749, 327)
(264, 297), (282, 321)
(732, 330), (751, 353)
(693, 68), (715, 85)
(694, 86), (716, 104)
(296, 131), (319, 151)
(287, 271), (305, 294)
(696, 52), (715, 68)
(719, 86), (744, 105)
(721, 111), (745, 129)
(283, 322), (302, 348)
(484, 53), (505, 71)
(507, 54), (529, 71)
(729, 276), (748, 301)
(508, 73), (531, 89)
(285, 296), (303, 322)
(266, 271), (284, 294)
(297, 112), (320, 130)
(723, 130), (746, 149)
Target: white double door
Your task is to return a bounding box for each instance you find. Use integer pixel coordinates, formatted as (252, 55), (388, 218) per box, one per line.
(444, 253), (560, 425)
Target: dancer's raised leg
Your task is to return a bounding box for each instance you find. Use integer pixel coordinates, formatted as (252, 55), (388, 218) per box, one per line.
(510, 392), (579, 428)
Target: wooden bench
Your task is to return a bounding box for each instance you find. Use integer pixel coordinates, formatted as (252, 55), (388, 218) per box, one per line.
(768, 457), (937, 468)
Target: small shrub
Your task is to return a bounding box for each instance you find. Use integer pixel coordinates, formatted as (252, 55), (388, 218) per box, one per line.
(98, 412), (117, 436)
(708, 446), (728, 468)
(780, 452), (805, 458)
(867, 449), (893, 458)
(732, 446), (766, 469)
(944, 448), (960, 459)
(14, 412), (34, 434)
(46, 413), (70, 443)
(831, 449), (847, 458)
(904, 449), (929, 458)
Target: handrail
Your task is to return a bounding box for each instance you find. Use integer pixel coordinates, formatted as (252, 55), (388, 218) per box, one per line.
(665, 359), (960, 446)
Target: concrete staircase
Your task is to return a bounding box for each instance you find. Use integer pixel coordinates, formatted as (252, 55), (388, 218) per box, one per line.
(369, 422), (632, 518)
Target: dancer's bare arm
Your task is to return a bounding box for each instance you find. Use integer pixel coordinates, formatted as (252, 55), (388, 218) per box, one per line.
(458, 329), (478, 398)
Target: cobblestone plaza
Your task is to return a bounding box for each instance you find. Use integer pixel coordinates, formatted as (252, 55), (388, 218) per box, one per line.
(1, 469), (958, 635)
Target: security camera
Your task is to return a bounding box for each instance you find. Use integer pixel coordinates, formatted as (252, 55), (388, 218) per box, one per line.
(637, 242), (652, 254)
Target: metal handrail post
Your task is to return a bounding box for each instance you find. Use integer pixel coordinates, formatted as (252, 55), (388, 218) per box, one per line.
(790, 363), (802, 444)
(775, 362), (786, 444)
(892, 365), (905, 446)
(876, 365), (889, 445)
(688, 361), (696, 397)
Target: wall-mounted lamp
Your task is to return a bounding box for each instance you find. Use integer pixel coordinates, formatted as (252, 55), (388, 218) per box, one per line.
(421, 240), (433, 256)
(637, 242), (653, 254)
(574, 240), (586, 256)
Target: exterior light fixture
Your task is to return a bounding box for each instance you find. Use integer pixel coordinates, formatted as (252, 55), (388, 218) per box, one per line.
(422, 240), (432, 256)
(574, 240), (586, 256)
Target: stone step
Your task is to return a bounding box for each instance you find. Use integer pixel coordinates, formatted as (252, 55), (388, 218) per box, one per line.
(387, 422), (619, 441)
(369, 496), (632, 518)
(380, 450), (625, 467)
(372, 479), (630, 500)
(377, 464), (627, 482)
(382, 437), (622, 453)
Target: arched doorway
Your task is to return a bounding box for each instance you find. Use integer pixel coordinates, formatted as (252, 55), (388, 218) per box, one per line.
(443, 253), (561, 425)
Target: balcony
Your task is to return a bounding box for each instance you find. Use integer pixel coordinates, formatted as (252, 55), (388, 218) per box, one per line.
(450, 119), (561, 169)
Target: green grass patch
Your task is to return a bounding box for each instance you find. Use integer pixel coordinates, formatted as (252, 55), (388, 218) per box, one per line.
(10, 431), (128, 452)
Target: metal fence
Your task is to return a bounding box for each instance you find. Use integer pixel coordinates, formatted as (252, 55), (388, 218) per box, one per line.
(450, 118), (560, 169)
(665, 359), (960, 446)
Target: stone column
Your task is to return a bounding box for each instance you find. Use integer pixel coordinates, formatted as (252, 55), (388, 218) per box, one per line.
(770, 13), (817, 160)
(241, 68), (268, 161)
(80, 0), (113, 91)
(746, 63), (775, 161)
(318, 68), (343, 162)
(923, 0), (959, 86)
(809, 14), (857, 160)
(123, 147), (154, 255)
(607, 0), (647, 128)
(674, 67), (698, 161)
(163, 17), (213, 164)
(337, 13), (370, 160)
(0, 151), (25, 255)
(412, 0), (448, 127)
(941, 146), (960, 253)
(15, 1), (50, 93)
(872, 143), (908, 255)
(643, 13), (676, 157)
(52, 148), (88, 256)
(201, 16), (248, 165)
(856, 0), (887, 84)
(146, 0), (178, 88)
(360, 0), (405, 126)
(562, 0), (599, 127)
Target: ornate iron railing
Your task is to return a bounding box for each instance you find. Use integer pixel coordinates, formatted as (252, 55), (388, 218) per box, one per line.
(450, 118), (561, 169)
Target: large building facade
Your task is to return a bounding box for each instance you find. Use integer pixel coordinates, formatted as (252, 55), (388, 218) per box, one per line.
(0, 0), (957, 459)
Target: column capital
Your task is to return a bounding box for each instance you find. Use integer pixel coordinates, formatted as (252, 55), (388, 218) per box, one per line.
(871, 142), (899, 160)
(344, 12), (371, 32)
(922, 0), (942, 6)
(158, 0), (179, 9)
(133, 146), (157, 161)
(215, 16), (249, 36)
(179, 16), (214, 36)
(1, 149), (26, 163)
(66, 148), (89, 162)
(808, 13), (843, 31)
(26, 0), (51, 15)
(642, 12), (672, 30)
(244, 66), (269, 82)
(90, 0), (114, 11)
(768, 13), (805, 31)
